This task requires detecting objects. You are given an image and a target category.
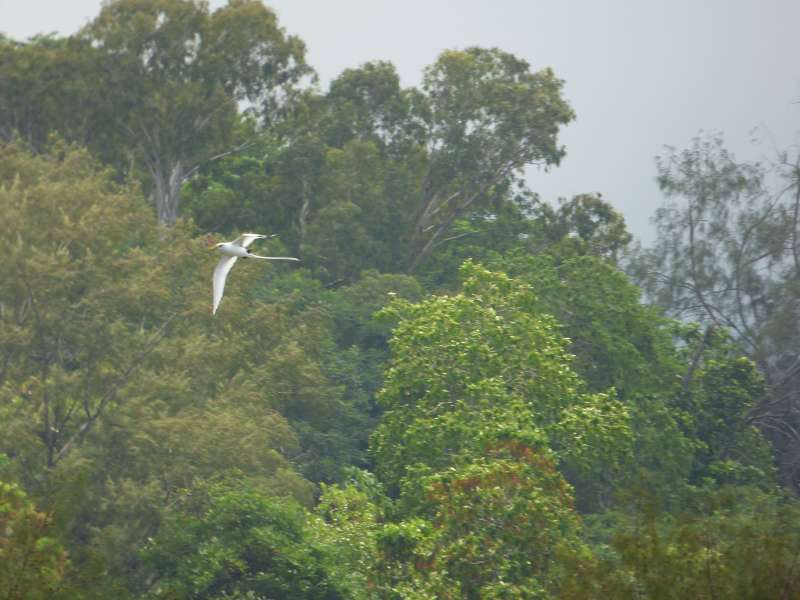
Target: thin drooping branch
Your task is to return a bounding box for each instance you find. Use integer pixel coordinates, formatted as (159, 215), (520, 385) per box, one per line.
(21, 273), (55, 466)
(51, 312), (177, 466)
(183, 140), (254, 181)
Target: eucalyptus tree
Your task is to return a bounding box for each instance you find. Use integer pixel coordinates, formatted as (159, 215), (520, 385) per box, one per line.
(183, 48), (573, 278)
(0, 34), (103, 152)
(309, 48), (575, 274)
(81, 0), (311, 225)
(406, 47), (574, 272)
(0, 0), (311, 226)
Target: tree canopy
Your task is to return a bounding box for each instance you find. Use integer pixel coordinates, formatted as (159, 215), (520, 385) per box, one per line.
(1, 3), (797, 598)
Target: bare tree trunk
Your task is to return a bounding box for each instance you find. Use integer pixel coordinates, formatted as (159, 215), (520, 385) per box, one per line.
(408, 200), (461, 273)
(681, 324), (716, 395)
(153, 160), (185, 226)
(298, 174), (310, 258)
(145, 142), (252, 227)
(791, 166), (800, 277)
(407, 167), (512, 273)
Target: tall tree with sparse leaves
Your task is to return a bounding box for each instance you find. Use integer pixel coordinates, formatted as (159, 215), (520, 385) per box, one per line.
(632, 133), (800, 488)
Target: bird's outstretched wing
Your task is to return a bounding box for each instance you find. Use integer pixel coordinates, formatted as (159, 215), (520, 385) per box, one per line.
(231, 233), (268, 248)
(212, 255), (238, 315)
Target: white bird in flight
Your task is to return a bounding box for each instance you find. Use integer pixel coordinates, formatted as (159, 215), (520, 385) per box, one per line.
(212, 233), (299, 315)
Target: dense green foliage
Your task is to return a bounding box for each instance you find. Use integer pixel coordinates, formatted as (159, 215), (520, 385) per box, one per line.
(142, 480), (345, 599)
(1, 1), (798, 597)
(0, 482), (69, 599)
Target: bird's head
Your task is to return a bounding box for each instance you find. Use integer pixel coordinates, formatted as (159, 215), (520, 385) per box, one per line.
(205, 235), (225, 250)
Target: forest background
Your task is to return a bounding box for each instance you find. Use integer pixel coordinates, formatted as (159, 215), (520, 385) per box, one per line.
(1, 1), (799, 598)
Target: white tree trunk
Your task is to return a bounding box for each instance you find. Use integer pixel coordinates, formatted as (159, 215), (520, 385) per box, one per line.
(153, 161), (185, 226)
(298, 174), (310, 257)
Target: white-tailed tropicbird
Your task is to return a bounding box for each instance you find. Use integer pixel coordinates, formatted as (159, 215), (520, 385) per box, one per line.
(212, 233), (299, 315)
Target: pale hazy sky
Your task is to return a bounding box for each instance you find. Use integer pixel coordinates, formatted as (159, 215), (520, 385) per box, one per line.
(2, 0), (798, 242)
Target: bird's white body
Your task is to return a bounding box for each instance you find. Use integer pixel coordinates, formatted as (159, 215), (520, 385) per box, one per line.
(211, 233), (298, 315)
(216, 242), (252, 258)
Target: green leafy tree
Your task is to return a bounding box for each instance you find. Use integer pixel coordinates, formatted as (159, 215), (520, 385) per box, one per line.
(372, 261), (632, 496)
(0, 481), (69, 600)
(0, 141), (175, 472)
(531, 193), (632, 263)
(376, 448), (582, 599)
(306, 140), (398, 278)
(322, 60), (424, 150)
(557, 487), (800, 599)
(495, 252), (774, 502)
(0, 0), (311, 225)
(493, 253), (674, 397)
(407, 47), (574, 271)
(324, 270), (424, 349)
(497, 252), (695, 506)
(268, 62), (423, 278)
(84, 0), (312, 224)
(311, 470), (385, 600)
(184, 50), (573, 277)
(0, 34), (115, 157)
(141, 480), (345, 600)
(181, 116), (279, 233)
(678, 330), (775, 487)
(414, 190), (634, 291)
(369, 261), (630, 595)
(282, 271), (425, 480)
(0, 142), (331, 593)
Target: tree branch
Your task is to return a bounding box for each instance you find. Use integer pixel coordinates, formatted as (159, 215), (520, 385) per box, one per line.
(51, 312), (177, 466)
